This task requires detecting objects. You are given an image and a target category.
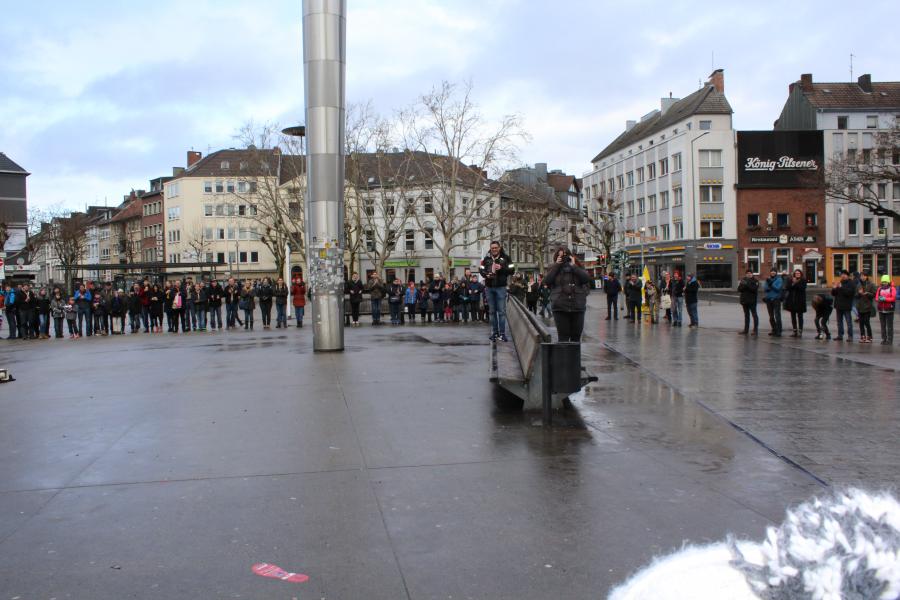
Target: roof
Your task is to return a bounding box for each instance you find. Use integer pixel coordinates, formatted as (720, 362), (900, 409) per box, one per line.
(110, 200), (142, 223)
(171, 148), (281, 180)
(591, 84), (733, 163)
(0, 152), (29, 175)
(346, 150), (494, 190)
(798, 81), (900, 110)
(547, 173), (577, 194)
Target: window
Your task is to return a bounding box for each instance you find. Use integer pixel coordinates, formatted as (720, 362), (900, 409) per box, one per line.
(847, 148), (857, 161)
(167, 230), (181, 243)
(405, 229), (415, 251)
(387, 199), (395, 216)
(607, 178), (615, 193)
(672, 153), (682, 171)
(217, 228), (225, 240)
(847, 254), (859, 274)
(673, 187), (683, 206)
(204, 227), (213, 240)
(251, 251), (259, 263)
(167, 182), (180, 198)
(698, 150), (722, 167)
(700, 220), (723, 238)
(228, 251), (236, 264)
(848, 218), (858, 235)
(626, 171), (634, 186)
(674, 222), (684, 239)
(423, 196), (433, 213)
(221, 161), (230, 170)
(867, 115), (878, 129)
(774, 249), (791, 274)
(626, 201), (634, 216)
(699, 185), (723, 203)
(204, 204), (213, 217)
(746, 249), (762, 274)
(636, 167), (644, 183)
(837, 116), (848, 130)
(863, 218), (873, 235)
(637, 198), (645, 214)
(227, 227), (236, 240)
(894, 184), (900, 201)
(226, 180), (235, 193)
(424, 228), (434, 250)
(648, 195), (657, 211)
(833, 254), (845, 277)
(699, 120), (712, 130)
(249, 227), (259, 241)
(616, 174), (624, 189)
(777, 213), (790, 228)
(661, 224), (670, 240)
(893, 254), (900, 277)
(878, 218), (887, 233)
(215, 204), (225, 216)
(863, 254), (874, 275)
(365, 229), (375, 252)
(878, 183), (887, 200)
(747, 213), (760, 228)
(217, 252), (225, 264)
(239, 251), (247, 263)
(659, 158), (669, 176)
(215, 181), (224, 193)
(647, 163), (656, 179)
(204, 181), (213, 193)
(805, 213), (818, 227)
(167, 206), (181, 221)
(237, 181), (249, 193)
(660, 191), (669, 209)
(648, 226), (658, 239)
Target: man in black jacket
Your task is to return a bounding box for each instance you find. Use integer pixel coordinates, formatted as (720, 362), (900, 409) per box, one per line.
(604, 273), (621, 320)
(831, 270), (856, 341)
(624, 274), (643, 323)
(207, 280), (224, 330)
(345, 273), (364, 327)
(671, 271), (685, 326)
(737, 270), (759, 335)
(479, 241), (513, 341)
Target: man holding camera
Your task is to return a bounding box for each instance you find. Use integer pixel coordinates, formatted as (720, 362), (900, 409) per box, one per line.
(479, 241), (513, 342)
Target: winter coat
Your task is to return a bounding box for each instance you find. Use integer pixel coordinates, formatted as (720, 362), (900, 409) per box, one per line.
(207, 283), (223, 306)
(346, 279), (364, 304)
(467, 281), (483, 301)
(128, 292), (143, 314)
(812, 294), (833, 319)
(604, 278), (622, 296)
(50, 297), (66, 319)
(784, 278), (807, 313)
(223, 284), (241, 305)
(624, 279), (643, 303)
(831, 279), (856, 311)
(388, 283), (405, 303)
(239, 288), (256, 311)
(404, 287), (418, 305)
(763, 276), (783, 303)
(36, 294), (51, 315)
(149, 291), (164, 317)
(74, 289), (92, 308)
(417, 289), (430, 311)
(367, 281), (387, 300)
(479, 250), (513, 288)
(291, 282), (307, 307)
(645, 284), (659, 306)
(671, 279), (685, 298)
(273, 284), (289, 306)
(543, 262), (590, 312)
(525, 282), (540, 304)
(194, 287), (209, 308)
(737, 277), (759, 305)
(257, 283), (274, 304)
(875, 284), (896, 313)
(110, 295), (126, 316)
(855, 280), (877, 315)
(684, 279), (700, 304)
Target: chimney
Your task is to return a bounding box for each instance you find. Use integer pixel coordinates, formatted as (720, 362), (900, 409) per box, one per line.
(800, 73), (813, 92)
(707, 69), (724, 93)
(172, 167), (185, 177)
(857, 74), (872, 93)
(660, 93), (679, 115)
(625, 120), (637, 131)
(187, 151), (202, 167)
(534, 162), (548, 179)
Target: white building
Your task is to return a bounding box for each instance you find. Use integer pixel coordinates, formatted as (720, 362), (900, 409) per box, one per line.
(582, 70), (738, 287)
(774, 73), (900, 284)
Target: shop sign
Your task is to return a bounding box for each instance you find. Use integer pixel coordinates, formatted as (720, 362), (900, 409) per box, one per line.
(737, 130), (824, 189)
(703, 243), (722, 250)
(749, 235), (816, 244)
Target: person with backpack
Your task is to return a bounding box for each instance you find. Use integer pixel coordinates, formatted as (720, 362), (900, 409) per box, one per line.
(763, 269), (784, 337)
(875, 274), (896, 345)
(542, 246), (590, 342)
(831, 270), (856, 341)
(737, 270), (759, 336)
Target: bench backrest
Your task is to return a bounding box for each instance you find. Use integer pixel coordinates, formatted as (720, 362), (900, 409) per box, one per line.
(507, 296), (551, 380)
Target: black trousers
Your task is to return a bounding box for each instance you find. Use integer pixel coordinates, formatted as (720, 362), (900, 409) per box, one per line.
(766, 300), (782, 334)
(350, 301), (361, 322)
(626, 300), (640, 322)
(815, 308), (831, 337)
(859, 312), (873, 338)
(260, 301), (273, 326)
(606, 294), (619, 319)
(553, 311), (585, 342)
(789, 311), (804, 332)
(741, 303), (758, 332)
(879, 312), (894, 342)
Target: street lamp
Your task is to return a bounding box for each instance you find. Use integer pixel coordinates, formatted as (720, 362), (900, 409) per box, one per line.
(639, 226), (647, 275)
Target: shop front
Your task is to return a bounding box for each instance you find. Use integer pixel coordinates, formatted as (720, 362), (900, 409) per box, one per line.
(827, 246), (900, 286)
(743, 234), (824, 283)
(627, 242), (737, 288)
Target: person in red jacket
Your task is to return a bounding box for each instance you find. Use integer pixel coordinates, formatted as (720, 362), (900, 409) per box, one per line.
(876, 275), (896, 345)
(291, 276), (307, 328)
(139, 283), (151, 333)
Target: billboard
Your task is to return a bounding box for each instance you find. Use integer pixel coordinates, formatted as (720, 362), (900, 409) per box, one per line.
(737, 130), (824, 189)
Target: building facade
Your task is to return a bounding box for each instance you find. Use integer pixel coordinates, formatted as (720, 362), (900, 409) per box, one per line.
(140, 177), (168, 269)
(735, 130), (826, 282)
(775, 73), (900, 284)
(0, 153), (30, 282)
(582, 70), (739, 287)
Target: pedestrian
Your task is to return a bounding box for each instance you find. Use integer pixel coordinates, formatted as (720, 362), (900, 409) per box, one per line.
(194, 283), (208, 331)
(182, 277), (195, 332)
(291, 276), (307, 328)
(645, 280), (660, 324)
(811, 293), (832, 340)
(468, 275), (483, 322)
(479, 241), (513, 342)
(763, 269), (784, 337)
(856, 271), (877, 344)
(240, 281), (256, 330)
(388, 277), (404, 325)
(273, 277), (289, 329)
(457, 278), (471, 322)
(17, 283), (36, 339)
(604, 273), (622, 320)
(128, 284), (142, 333)
(525, 275), (540, 314)
(542, 246), (590, 342)
(404, 280), (418, 322)
(346, 273), (364, 327)
(417, 282), (431, 323)
(660, 271), (673, 322)
(684, 273), (700, 327)
(139, 282), (151, 332)
(784, 269), (807, 337)
(223, 277), (241, 329)
(831, 270), (855, 341)
(875, 274), (896, 345)
(207, 279), (224, 330)
(64, 297), (78, 338)
(149, 284), (164, 332)
(163, 281), (175, 333)
(110, 289), (127, 334)
(36, 287), (51, 339)
(96, 282), (113, 336)
(624, 274), (643, 323)
(171, 281), (188, 333)
(366, 274), (386, 325)
(671, 271), (685, 327)
(2, 282), (18, 339)
(508, 272), (526, 304)
(257, 277), (274, 330)
(50, 288), (66, 339)
(74, 283), (93, 337)
(429, 274), (446, 323)
(737, 269), (759, 336)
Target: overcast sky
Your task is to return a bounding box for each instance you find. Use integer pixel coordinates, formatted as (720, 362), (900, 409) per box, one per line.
(3, 0), (899, 211)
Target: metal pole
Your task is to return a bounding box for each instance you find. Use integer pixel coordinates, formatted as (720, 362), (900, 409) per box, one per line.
(303, 0), (346, 351)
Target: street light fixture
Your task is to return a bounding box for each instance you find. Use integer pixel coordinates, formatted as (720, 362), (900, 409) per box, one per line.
(639, 226), (647, 276)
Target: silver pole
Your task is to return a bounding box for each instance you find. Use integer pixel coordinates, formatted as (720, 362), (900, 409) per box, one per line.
(302, 0), (346, 351)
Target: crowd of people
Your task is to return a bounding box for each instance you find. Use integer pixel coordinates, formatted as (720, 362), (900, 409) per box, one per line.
(0, 275), (309, 340)
(600, 270), (701, 327)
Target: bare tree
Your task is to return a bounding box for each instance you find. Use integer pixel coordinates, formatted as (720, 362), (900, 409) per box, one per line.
(30, 207), (89, 291)
(499, 181), (568, 274)
(825, 124), (900, 220)
(185, 220), (213, 263)
(233, 122), (307, 277)
(574, 192), (622, 273)
(398, 81), (528, 275)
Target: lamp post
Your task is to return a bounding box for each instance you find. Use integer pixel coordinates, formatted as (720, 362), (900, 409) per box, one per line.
(639, 226), (646, 274)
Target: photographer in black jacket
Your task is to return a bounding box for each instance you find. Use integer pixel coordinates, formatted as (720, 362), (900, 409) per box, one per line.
(543, 246), (590, 342)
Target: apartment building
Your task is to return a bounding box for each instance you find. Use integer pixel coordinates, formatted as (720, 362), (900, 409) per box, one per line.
(582, 70), (738, 287)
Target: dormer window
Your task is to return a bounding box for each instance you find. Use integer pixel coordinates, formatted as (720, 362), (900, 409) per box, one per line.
(221, 160), (230, 170)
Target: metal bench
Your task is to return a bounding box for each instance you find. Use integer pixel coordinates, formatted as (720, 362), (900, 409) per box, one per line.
(490, 297), (596, 424)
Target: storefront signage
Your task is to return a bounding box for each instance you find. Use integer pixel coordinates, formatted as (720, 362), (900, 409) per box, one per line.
(703, 243), (722, 250)
(737, 131), (824, 189)
(749, 235), (816, 244)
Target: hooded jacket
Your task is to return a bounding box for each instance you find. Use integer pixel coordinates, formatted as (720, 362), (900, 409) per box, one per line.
(763, 276), (783, 303)
(875, 283), (896, 312)
(543, 262), (590, 312)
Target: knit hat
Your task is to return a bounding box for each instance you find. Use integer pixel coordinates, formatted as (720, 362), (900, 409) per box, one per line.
(883, 275), (891, 284)
(609, 488), (900, 599)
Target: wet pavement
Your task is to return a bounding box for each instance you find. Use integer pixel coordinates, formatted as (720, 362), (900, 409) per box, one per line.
(0, 297), (883, 598)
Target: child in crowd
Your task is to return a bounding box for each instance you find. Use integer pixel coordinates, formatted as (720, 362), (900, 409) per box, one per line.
(64, 298), (78, 338)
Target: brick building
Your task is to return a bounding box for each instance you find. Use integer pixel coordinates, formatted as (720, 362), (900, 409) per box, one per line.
(736, 130), (825, 282)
